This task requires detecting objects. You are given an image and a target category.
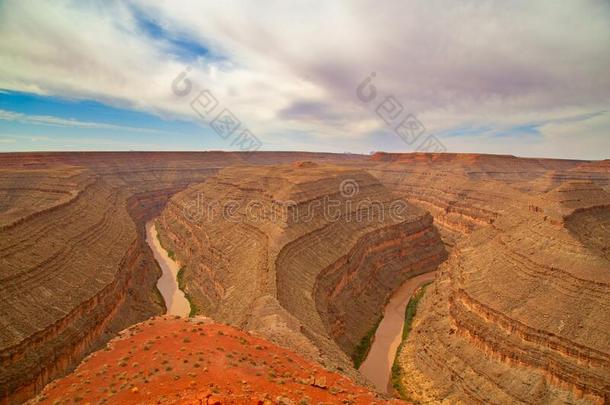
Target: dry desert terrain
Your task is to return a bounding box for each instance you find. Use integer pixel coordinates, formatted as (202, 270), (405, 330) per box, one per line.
(0, 152), (608, 404)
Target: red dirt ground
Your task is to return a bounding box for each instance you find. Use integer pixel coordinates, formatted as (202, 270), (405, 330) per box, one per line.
(31, 316), (405, 404)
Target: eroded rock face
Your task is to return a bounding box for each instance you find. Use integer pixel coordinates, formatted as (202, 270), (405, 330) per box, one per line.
(0, 152), (365, 404)
(3, 151), (608, 404)
(384, 155), (610, 404)
(0, 175), (156, 403)
(366, 152), (588, 248)
(154, 164), (447, 376)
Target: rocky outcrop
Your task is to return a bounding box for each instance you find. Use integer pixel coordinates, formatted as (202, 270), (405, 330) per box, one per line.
(29, 316), (406, 404)
(155, 163), (447, 378)
(3, 151), (608, 404)
(392, 158), (610, 404)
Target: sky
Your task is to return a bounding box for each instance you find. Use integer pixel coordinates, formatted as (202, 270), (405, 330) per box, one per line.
(0, 0), (609, 159)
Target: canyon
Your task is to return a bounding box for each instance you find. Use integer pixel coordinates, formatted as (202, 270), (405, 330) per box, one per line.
(153, 162), (447, 381)
(359, 270), (437, 393)
(373, 154), (610, 404)
(145, 221), (191, 318)
(0, 152), (362, 404)
(0, 152), (608, 404)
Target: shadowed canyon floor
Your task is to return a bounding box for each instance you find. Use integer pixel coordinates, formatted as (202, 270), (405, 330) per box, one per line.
(1, 152), (609, 404)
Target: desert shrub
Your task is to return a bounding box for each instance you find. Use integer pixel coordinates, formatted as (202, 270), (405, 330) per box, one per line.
(351, 316), (382, 368)
(176, 266), (200, 317)
(391, 282), (432, 400)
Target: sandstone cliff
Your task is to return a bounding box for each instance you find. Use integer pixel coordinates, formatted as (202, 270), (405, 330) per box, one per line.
(386, 155), (610, 404)
(366, 152), (587, 248)
(4, 151), (608, 404)
(0, 172), (162, 403)
(154, 163), (447, 379)
(0, 152), (367, 404)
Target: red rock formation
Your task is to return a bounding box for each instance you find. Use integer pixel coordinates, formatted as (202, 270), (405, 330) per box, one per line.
(29, 316), (406, 404)
(0, 176), (162, 404)
(365, 152), (586, 248)
(3, 151), (608, 404)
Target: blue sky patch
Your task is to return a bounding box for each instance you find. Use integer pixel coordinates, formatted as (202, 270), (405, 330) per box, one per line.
(0, 90), (227, 151)
(130, 5), (218, 63)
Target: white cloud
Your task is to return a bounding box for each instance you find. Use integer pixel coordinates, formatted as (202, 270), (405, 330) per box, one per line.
(0, 133), (187, 152)
(535, 111), (610, 160)
(0, 0), (609, 157)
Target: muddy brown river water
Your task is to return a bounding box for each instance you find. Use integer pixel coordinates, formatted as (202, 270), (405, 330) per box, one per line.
(145, 221), (191, 317)
(358, 271), (437, 393)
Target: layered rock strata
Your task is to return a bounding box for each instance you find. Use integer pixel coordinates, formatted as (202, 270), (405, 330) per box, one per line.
(0, 177), (162, 403)
(391, 157), (610, 404)
(4, 151), (608, 404)
(155, 163), (447, 378)
(0, 152), (368, 404)
(366, 152), (586, 248)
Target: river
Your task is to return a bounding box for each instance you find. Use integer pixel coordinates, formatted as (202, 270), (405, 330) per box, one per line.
(358, 271), (437, 393)
(145, 221), (191, 317)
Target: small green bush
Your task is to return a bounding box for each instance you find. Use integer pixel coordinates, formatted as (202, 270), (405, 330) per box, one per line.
(351, 316), (382, 368)
(176, 266), (200, 317)
(391, 282), (432, 400)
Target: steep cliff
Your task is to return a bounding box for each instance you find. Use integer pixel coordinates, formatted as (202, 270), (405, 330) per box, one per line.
(391, 159), (610, 404)
(155, 163), (447, 378)
(0, 152), (368, 404)
(366, 152), (586, 248)
(0, 173), (163, 404)
(4, 151), (607, 404)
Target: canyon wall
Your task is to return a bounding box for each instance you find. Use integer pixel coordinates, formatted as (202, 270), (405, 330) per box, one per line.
(2, 151), (608, 403)
(382, 154), (610, 404)
(154, 163), (447, 378)
(0, 152), (367, 404)
(366, 152), (587, 248)
(0, 172), (162, 404)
